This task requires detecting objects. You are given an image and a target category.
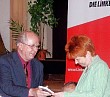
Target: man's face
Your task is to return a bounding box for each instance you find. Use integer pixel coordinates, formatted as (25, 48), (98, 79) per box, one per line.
(18, 34), (40, 61)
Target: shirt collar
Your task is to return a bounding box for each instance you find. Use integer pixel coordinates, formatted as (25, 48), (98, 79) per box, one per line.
(17, 52), (30, 65)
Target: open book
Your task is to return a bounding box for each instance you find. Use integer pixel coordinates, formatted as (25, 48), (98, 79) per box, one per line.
(38, 86), (54, 94)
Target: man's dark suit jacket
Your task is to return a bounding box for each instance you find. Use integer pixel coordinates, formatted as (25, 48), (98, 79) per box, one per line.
(0, 52), (44, 97)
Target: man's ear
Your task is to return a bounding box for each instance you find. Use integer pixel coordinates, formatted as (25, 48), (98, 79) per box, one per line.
(17, 43), (23, 50)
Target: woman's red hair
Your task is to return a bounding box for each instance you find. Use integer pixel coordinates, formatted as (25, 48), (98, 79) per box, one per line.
(65, 35), (95, 59)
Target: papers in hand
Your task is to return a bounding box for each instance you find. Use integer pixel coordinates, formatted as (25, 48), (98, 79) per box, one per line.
(38, 86), (54, 94)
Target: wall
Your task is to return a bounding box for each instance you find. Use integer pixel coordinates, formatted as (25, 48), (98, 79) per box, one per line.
(0, 0), (10, 51)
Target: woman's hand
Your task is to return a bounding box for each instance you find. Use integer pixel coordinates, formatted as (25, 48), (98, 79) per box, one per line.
(52, 92), (64, 97)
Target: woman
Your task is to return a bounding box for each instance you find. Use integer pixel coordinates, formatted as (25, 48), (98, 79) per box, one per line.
(54, 35), (110, 97)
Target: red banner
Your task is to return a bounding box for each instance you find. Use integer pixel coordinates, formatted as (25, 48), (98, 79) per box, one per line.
(66, 0), (110, 82)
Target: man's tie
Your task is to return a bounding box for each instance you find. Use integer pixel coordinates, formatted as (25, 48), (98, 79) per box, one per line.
(24, 62), (28, 86)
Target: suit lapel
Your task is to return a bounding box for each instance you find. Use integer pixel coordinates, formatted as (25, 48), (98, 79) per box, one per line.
(11, 52), (27, 86)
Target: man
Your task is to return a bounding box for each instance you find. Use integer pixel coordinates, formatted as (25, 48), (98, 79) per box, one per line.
(0, 31), (52, 97)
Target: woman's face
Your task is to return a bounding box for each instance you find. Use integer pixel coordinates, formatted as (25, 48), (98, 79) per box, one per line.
(74, 51), (92, 67)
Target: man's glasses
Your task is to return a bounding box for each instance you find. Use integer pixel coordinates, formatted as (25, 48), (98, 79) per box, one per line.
(21, 42), (40, 49)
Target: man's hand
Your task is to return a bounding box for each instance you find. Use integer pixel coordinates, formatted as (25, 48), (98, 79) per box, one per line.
(29, 88), (52, 97)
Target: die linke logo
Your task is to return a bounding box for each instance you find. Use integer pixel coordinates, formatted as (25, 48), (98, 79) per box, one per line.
(89, 0), (110, 7)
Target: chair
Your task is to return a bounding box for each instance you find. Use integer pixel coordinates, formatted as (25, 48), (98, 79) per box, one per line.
(0, 34), (9, 55)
